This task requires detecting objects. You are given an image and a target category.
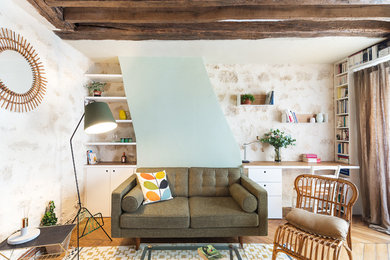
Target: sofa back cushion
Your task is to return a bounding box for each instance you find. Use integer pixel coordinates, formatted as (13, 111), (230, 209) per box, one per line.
(136, 167), (188, 197)
(189, 168), (241, 197)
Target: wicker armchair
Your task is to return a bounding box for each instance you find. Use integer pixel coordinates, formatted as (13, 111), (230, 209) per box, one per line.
(272, 174), (358, 260)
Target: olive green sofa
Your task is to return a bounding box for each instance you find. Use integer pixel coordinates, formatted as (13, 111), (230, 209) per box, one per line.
(111, 167), (268, 246)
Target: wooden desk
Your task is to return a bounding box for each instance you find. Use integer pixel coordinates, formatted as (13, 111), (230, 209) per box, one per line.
(242, 161), (359, 219)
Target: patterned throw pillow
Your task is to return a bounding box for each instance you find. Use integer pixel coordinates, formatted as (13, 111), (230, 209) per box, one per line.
(136, 171), (173, 205)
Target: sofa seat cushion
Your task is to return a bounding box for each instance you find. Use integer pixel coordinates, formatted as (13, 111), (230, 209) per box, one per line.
(189, 197), (258, 228)
(120, 197), (189, 229)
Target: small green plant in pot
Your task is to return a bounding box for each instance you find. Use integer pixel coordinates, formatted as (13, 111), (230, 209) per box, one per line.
(241, 94), (255, 105)
(41, 200), (57, 226)
(260, 129), (296, 162)
(85, 81), (106, 96)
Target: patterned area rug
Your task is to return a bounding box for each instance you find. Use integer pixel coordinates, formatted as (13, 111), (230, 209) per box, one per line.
(64, 243), (291, 260)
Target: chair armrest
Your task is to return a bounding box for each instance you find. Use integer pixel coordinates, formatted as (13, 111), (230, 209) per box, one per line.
(111, 174), (138, 237)
(240, 175), (268, 235)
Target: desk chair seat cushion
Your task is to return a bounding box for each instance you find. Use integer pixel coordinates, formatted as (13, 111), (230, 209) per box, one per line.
(286, 208), (349, 240)
(229, 183), (257, 213)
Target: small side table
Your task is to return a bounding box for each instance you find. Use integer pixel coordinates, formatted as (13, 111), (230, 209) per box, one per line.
(0, 224), (75, 259)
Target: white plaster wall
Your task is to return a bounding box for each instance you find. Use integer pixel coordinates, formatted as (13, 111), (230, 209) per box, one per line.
(207, 64), (334, 207)
(0, 0), (91, 240)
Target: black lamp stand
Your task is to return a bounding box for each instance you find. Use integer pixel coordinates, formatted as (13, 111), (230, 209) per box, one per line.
(70, 114), (112, 259)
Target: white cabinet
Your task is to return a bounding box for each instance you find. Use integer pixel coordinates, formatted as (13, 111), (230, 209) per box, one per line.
(247, 167), (282, 219)
(84, 166), (135, 217)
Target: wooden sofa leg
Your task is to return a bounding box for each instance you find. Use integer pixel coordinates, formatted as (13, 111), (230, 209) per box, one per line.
(238, 236), (244, 249)
(135, 238), (141, 250)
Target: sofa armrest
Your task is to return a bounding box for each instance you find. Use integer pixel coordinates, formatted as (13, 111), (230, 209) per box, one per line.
(111, 174), (138, 237)
(240, 175), (268, 236)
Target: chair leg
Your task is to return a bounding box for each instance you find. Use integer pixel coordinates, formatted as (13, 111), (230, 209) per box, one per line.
(272, 245), (278, 260)
(238, 236), (244, 249)
(135, 238), (141, 250)
(343, 243), (353, 260)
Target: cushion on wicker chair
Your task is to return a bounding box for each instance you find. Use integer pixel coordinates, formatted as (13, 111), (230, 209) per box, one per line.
(286, 208), (349, 240)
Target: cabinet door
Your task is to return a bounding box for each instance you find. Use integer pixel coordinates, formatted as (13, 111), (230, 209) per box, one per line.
(268, 195), (282, 219)
(85, 168), (111, 217)
(110, 167), (135, 192)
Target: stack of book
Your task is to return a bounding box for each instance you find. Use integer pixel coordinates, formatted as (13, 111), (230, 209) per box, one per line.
(265, 91), (274, 105)
(284, 109), (298, 123)
(302, 154), (321, 163)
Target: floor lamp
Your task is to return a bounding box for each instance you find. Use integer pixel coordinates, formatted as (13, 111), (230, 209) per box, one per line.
(70, 102), (117, 259)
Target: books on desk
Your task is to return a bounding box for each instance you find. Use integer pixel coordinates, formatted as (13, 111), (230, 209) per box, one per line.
(302, 154), (321, 163)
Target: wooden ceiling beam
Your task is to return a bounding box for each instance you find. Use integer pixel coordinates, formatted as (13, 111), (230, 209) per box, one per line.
(55, 20), (390, 40)
(47, 0), (390, 8)
(26, 0), (75, 30)
(63, 5), (390, 24)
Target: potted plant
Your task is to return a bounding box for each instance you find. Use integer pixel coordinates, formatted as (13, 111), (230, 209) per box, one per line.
(85, 81), (106, 96)
(260, 129), (296, 162)
(241, 94), (255, 105)
(40, 201), (68, 255)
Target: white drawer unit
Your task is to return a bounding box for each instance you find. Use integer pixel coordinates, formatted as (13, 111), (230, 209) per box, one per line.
(247, 167), (282, 219)
(84, 165), (136, 217)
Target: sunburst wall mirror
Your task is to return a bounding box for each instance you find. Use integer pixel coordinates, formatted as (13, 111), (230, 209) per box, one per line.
(0, 28), (46, 112)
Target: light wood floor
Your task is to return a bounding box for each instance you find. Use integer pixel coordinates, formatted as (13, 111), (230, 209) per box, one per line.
(69, 216), (390, 259)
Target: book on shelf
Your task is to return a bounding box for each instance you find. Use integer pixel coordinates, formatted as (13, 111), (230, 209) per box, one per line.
(336, 62), (347, 74)
(303, 157), (321, 163)
(336, 75), (348, 86)
(337, 155), (349, 163)
(336, 99), (348, 114)
(337, 143), (349, 154)
(265, 91), (274, 105)
(284, 109), (299, 123)
(348, 39), (389, 68)
(337, 88), (348, 99)
(302, 153), (317, 158)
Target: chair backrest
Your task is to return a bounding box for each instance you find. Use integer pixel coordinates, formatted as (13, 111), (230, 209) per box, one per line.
(294, 174), (358, 222)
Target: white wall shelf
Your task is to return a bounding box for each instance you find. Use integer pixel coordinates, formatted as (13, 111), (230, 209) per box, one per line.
(116, 120), (132, 123)
(86, 142), (136, 146)
(85, 96), (127, 102)
(85, 73), (123, 82)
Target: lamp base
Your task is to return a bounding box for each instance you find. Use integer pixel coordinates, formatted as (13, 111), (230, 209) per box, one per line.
(7, 228), (40, 245)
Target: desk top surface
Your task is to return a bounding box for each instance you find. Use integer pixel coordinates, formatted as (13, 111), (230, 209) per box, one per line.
(243, 161), (359, 169)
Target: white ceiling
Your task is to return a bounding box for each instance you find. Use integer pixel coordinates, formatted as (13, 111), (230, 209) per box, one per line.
(65, 37), (383, 64)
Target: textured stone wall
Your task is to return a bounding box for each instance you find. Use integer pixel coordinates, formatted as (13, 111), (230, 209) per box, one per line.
(0, 0), (90, 240)
(206, 64), (334, 207)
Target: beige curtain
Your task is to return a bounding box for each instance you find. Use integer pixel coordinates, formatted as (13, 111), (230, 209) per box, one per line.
(354, 61), (390, 234)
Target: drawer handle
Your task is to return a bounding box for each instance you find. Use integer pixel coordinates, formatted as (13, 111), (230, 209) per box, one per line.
(264, 171), (266, 173)
(106, 170), (109, 173)
(263, 184), (267, 187)
(113, 170), (116, 173)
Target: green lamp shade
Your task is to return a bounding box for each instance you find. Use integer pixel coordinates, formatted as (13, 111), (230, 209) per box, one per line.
(84, 102), (117, 134)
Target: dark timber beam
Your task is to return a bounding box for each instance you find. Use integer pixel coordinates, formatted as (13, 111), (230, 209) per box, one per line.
(54, 20), (390, 40)
(63, 5), (390, 24)
(26, 0), (75, 30)
(47, 0), (390, 8)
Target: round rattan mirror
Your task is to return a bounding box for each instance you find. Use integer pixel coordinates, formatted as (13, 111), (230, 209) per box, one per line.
(0, 28), (46, 112)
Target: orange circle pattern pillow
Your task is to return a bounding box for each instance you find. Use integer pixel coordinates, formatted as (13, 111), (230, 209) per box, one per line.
(136, 171), (173, 204)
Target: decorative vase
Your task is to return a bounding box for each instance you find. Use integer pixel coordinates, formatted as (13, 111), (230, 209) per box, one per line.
(274, 147), (281, 162)
(316, 113), (324, 123)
